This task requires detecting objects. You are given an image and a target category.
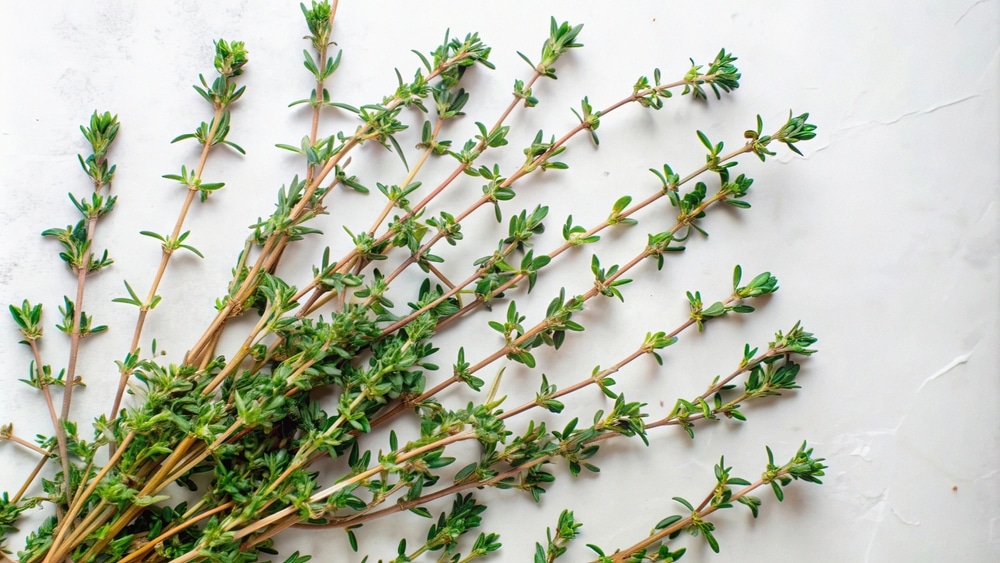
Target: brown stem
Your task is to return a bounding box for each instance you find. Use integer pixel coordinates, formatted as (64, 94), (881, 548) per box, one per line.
(12, 446), (54, 503)
(158, 438), (222, 487)
(367, 118), (443, 237)
(184, 135), (358, 366)
(43, 431), (133, 563)
(4, 434), (51, 458)
(222, 430), (477, 543)
(185, 232), (283, 367)
(307, 432), (570, 531)
(606, 477), (775, 562)
(109, 106), (224, 426)
(199, 310), (272, 395)
(54, 153), (110, 504)
(116, 501), (235, 563)
(58, 218), (94, 441)
(500, 348), (646, 421)
(25, 340), (68, 500)
(645, 346), (778, 432)
(68, 435), (199, 562)
(56, 504), (116, 559)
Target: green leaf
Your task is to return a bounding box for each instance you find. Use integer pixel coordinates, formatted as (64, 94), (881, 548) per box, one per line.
(112, 280), (143, 307)
(534, 543), (546, 563)
(771, 481), (784, 501)
(655, 515), (683, 530)
(673, 496), (694, 511)
(409, 507), (432, 518)
(704, 529), (720, 553)
(329, 101), (360, 114)
(697, 130), (713, 152)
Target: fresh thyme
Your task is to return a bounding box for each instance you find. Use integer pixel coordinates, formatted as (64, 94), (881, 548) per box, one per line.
(1, 3), (822, 562)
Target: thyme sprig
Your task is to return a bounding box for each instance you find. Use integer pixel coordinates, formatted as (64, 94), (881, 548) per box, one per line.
(588, 443), (826, 562)
(108, 38), (249, 427)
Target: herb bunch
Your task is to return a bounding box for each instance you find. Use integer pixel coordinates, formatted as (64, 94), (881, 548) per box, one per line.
(1, 3), (822, 562)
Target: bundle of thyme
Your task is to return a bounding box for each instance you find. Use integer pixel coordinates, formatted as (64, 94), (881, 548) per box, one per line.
(1, 3), (822, 562)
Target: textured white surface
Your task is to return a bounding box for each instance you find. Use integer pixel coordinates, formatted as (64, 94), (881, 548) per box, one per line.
(0, 1), (997, 561)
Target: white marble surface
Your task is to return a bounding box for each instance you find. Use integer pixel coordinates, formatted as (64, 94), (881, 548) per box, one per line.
(0, 1), (997, 561)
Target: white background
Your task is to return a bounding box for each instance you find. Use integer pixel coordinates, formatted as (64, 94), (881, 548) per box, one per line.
(1, 1), (997, 561)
